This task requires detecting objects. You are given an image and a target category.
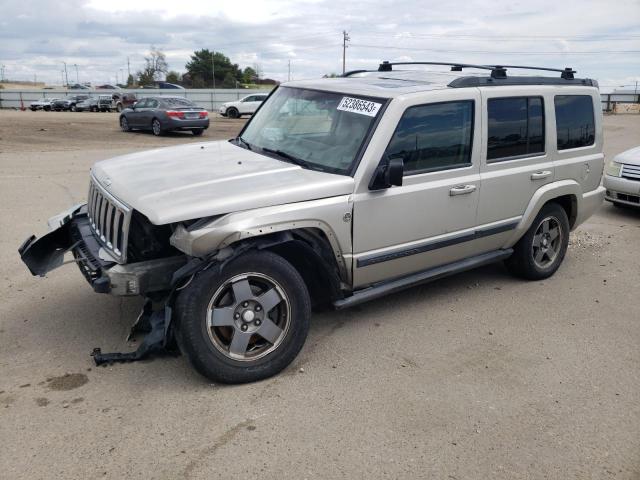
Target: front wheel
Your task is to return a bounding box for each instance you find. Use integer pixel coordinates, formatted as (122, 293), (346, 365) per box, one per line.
(505, 202), (570, 280)
(151, 118), (163, 136)
(120, 116), (131, 132)
(70, 104), (77, 112)
(226, 107), (239, 119)
(175, 250), (311, 384)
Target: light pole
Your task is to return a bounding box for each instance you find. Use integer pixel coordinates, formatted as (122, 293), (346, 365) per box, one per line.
(211, 51), (216, 89)
(62, 61), (69, 87)
(73, 63), (79, 83)
(120, 69), (124, 86)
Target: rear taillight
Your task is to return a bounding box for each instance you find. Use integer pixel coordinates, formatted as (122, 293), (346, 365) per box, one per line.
(166, 110), (184, 119)
(199, 111), (208, 118)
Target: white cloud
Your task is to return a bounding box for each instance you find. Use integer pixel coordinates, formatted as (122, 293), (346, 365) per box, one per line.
(0, 0), (638, 88)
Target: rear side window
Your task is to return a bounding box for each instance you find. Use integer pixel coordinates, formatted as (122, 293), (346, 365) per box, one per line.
(385, 100), (474, 175)
(554, 95), (595, 150)
(487, 97), (545, 161)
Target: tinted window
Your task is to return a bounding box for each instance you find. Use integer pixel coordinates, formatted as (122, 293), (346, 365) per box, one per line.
(147, 99), (159, 108)
(487, 97), (545, 161)
(135, 98), (148, 108)
(554, 95), (595, 150)
(385, 101), (474, 175)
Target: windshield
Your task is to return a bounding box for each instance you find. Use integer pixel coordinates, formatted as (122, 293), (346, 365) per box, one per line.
(239, 87), (384, 175)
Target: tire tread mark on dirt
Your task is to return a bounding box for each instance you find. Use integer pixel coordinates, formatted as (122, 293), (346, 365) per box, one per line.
(183, 419), (254, 478)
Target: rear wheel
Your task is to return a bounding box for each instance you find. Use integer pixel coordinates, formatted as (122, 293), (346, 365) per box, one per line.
(119, 116), (131, 132)
(175, 250), (311, 384)
(227, 107), (239, 119)
(505, 202), (569, 280)
(151, 118), (163, 136)
(116, 103), (123, 113)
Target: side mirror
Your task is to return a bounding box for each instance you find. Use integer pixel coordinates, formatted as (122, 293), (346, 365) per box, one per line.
(369, 157), (404, 190)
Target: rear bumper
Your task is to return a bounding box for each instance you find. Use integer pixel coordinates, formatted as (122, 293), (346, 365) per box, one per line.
(575, 185), (606, 227)
(19, 206), (187, 296)
(164, 117), (210, 130)
(603, 175), (640, 206)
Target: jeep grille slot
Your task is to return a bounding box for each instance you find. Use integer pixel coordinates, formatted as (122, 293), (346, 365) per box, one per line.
(87, 177), (132, 263)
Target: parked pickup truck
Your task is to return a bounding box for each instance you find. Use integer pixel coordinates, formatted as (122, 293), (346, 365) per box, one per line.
(19, 62), (605, 384)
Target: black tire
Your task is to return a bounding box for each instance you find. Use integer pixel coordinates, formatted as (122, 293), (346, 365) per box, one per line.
(116, 103), (123, 113)
(120, 116), (131, 132)
(175, 250), (311, 384)
(227, 107), (239, 119)
(44, 106), (50, 111)
(70, 104), (77, 112)
(192, 129), (204, 136)
(505, 202), (570, 280)
(151, 118), (163, 136)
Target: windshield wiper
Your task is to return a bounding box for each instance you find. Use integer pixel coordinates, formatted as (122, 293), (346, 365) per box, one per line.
(235, 136), (252, 150)
(261, 147), (307, 167)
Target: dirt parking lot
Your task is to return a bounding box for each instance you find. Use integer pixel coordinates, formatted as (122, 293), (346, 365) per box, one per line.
(0, 111), (639, 479)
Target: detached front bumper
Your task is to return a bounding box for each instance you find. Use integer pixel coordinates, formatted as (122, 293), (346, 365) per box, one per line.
(19, 205), (187, 296)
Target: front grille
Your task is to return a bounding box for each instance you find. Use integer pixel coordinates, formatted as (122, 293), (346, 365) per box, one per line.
(621, 163), (640, 181)
(615, 192), (640, 204)
(87, 176), (132, 263)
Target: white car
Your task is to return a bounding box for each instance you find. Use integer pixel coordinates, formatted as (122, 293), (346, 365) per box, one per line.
(29, 98), (58, 111)
(219, 93), (269, 118)
(604, 146), (640, 207)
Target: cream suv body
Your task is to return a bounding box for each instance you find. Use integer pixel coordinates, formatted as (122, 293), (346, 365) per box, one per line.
(20, 63), (605, 383)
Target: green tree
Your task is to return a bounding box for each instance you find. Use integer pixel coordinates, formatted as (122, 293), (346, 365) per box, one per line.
(126, 74), (135, 87)
(165, 71), (181, 83)
(185, 49), (241, 88)
(242, 66), (257, 84)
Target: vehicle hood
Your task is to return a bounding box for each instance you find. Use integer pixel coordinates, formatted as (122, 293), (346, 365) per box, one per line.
(91, 140), (355, 225)
(615, 146), (640, 166)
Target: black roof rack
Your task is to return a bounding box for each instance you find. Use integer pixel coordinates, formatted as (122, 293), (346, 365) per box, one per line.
(368, 61), (596, 87)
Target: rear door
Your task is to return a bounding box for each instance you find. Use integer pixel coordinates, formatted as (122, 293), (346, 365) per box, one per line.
(475, 88), (554, 248)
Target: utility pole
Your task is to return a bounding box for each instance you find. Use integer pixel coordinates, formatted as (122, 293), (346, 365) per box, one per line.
(127, 57), (131, 78)
(211, 51), (216, 89)
(120, 69), (124, 86)
(342, 30), (350, 75)
(73, 64), (79, 83)
(0, 65), (5, 82)
(62, 61), (69, 87)
(288, 59), (291, 81)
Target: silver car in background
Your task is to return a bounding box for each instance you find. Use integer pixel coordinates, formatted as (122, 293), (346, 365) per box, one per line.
(604, 146), (640, 207)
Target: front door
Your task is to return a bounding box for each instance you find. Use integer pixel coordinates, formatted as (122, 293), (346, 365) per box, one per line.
(352, 94), (482, 288)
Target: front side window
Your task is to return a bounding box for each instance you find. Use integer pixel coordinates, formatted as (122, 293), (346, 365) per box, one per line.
(385, 101), (474, 175)
(487, 97), (545, 161)
(554, 95), (595, 150)
(240, 87), (385, 175)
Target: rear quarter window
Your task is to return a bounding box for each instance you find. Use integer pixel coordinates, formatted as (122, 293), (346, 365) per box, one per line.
(554, 95), (595, 150)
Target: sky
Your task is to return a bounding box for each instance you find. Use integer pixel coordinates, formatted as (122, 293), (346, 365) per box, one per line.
(1, 0), (639, 91)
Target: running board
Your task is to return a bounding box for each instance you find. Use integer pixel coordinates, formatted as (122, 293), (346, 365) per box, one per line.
(333, 249), (513, 310)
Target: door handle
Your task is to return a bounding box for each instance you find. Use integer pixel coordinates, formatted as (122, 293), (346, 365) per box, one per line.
(530, 170), (552, 180)
(449, 184), (476, 196)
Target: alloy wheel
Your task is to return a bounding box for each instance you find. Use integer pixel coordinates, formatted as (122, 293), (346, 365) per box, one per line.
(531, 216), (562, 269)
(205, 273), (290, 361)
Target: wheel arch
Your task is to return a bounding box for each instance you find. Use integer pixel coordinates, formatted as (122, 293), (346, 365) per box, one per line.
(504, 180), (581, 248)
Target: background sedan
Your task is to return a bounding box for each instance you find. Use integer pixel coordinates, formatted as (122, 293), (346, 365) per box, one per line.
(119, 96), (209, 136)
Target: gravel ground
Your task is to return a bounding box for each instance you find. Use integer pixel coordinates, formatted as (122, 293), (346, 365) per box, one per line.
(0, 111), (639, 479)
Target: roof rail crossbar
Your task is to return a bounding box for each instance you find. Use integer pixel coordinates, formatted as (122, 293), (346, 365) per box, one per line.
(378, 61), (494, 72)
(378, 60), (577, 80)
(487, 65), (576, 79)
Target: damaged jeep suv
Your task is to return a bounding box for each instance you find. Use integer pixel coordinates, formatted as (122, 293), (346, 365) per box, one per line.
(19, 62), (605, 383)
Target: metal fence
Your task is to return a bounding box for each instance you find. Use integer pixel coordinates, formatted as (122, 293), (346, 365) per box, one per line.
(1, 88), (638, 113)
(0, 88), (273, 111)
(601, 92), (640, 113)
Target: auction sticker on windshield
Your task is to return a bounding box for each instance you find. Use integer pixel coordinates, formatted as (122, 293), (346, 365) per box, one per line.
(337, 97), (381, 117)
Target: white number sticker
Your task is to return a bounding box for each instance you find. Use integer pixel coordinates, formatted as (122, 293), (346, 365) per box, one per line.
(337, 96), (381, 117)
